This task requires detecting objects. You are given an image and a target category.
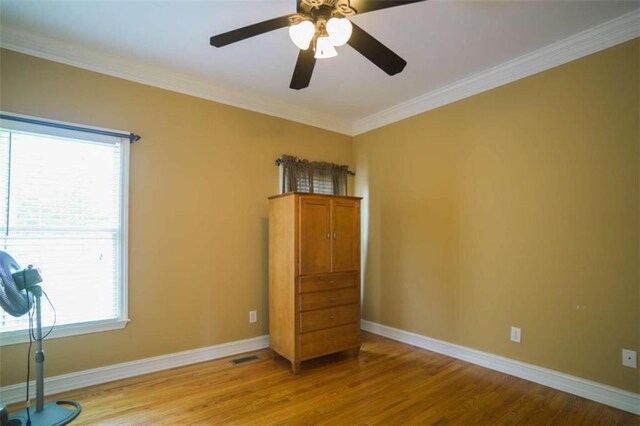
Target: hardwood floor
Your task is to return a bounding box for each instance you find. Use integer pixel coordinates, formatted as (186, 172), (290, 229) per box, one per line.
(9, 332), (639, 425)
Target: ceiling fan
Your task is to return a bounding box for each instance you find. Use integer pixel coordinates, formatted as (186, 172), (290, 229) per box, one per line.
(210, 0), (427, 90)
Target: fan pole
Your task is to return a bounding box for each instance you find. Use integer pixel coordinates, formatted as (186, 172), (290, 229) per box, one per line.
(33, 286), (45, 412)
(1, 253), (82, 426)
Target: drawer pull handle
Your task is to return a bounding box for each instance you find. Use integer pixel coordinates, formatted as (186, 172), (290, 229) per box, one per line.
(329, 297), (336, 302)
(329, 280), (335, 284)
(330, 316), (335, 320)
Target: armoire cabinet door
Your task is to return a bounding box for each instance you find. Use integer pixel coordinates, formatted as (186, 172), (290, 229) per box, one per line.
(299, 197), (331, 275)
(331, 199), (360, 272)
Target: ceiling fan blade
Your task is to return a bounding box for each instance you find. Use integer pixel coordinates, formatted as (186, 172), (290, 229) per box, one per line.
(290, 48), (316, 90)
(349, 0), (427, 15)
(210, 15), (292, 47)
(347, 22), (407, 76)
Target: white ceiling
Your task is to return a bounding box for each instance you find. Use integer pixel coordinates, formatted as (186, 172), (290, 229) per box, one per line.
(1, 1), (639, 134)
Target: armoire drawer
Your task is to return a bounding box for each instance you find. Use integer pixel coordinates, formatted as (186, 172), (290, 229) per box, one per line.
(299, 304), (359, 333)
(299, 287), (360, 312)
(300, 323), (360, 359)
(299, 272), (358, 293)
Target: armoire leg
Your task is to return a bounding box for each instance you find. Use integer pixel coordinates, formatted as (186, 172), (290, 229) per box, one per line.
(292, 361), (301, 374)
(352, 346), (361, 357)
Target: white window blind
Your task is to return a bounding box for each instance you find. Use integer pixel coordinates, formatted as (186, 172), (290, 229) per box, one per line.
(283, 171), (334, 195)
(279, 155), (349, 195)
(0, 117), (128, 342)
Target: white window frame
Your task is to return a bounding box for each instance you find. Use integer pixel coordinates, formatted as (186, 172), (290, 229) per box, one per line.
(0, 112), (130, 346)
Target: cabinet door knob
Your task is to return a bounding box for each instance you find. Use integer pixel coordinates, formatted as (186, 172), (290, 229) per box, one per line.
(326, 233), (330, 239)
(333, 233), (337, 239)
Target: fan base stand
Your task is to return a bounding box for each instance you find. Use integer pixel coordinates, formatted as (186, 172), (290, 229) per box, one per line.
(7, 401), (81, 426)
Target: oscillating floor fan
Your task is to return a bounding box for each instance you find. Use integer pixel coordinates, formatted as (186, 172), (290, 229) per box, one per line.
(0, 251), (81, 426)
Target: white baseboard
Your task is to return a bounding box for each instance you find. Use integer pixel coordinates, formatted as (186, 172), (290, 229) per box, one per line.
(0, 334), (269, 405)
(4, 325), (638, 415)
(361, 320), (639, 415)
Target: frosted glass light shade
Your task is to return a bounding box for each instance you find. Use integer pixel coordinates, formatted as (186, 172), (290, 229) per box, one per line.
(314, 36), (338, 59)
(289, 20), (315, 50)
(326, 17), (352, 47)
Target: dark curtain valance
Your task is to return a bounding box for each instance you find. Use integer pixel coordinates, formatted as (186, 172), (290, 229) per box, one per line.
(280, 154), (350, 195)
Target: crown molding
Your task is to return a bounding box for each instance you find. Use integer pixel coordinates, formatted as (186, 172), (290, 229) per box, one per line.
(0, 26), (353, 136)
(352, 9), (640, 136)
(1, 9), (638, 137)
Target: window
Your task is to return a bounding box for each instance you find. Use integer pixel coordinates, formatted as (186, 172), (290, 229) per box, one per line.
(279, 154), (350, 195)
(0, 114), (129, 345)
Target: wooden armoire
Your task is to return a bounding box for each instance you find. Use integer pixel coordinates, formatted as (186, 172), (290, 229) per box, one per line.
(268, 192), (362, 374)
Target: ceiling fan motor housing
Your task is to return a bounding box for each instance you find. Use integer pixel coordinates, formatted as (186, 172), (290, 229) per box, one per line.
(292, 0), (356, 24)
(312, 5), (337, 21)
(299, 0), (356, 17)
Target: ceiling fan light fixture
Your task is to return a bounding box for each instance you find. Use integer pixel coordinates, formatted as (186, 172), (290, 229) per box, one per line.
(289, 20), (315, 50)
(326, 17), (352, 47)
(314, 36), (338, 59)
(210, 0), (424, 89)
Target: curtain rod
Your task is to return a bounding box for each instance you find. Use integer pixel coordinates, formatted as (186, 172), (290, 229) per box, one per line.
(275, 157), (355, 176)
(0, 114), (141, 143)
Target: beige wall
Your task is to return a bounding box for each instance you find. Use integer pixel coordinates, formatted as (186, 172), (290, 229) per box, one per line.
(354, 39), (640, 392)
(0, 49), (352, 386)
(1, 38), (638, 394)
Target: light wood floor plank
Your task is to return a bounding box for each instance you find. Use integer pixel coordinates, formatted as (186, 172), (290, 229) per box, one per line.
(7, 332), (639, 425)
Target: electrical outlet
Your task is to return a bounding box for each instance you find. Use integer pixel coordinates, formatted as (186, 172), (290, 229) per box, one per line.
(510, 326), (521, 343)
(622, 349), (637, 368)
(249, 310), (257, 324)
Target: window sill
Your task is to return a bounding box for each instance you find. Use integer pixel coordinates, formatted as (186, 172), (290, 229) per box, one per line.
(0, 318), (130, 346)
